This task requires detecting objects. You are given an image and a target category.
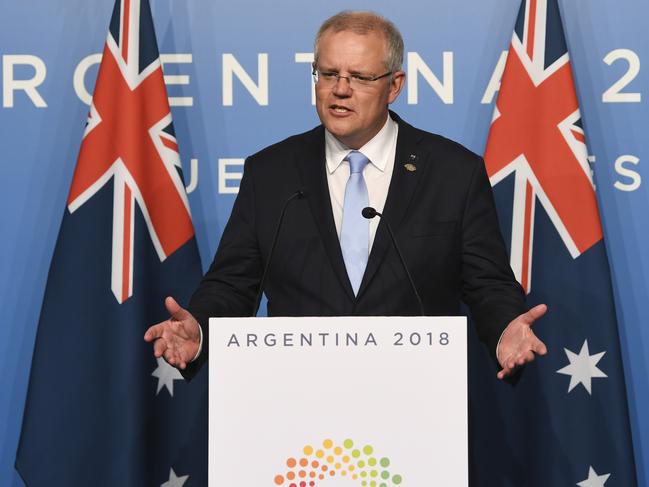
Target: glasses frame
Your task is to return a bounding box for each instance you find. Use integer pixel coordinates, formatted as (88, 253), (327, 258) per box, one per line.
(312, 67), (393, 87)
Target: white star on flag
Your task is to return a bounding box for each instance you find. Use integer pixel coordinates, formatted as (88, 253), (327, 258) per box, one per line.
(577, 466), (610, 487)
(557, 340), (607, 395)
(161, 467), (189, 487)
(151, 357), (184, 396)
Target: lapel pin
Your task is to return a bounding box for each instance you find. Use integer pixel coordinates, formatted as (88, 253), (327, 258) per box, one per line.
(404, 153), (419, 172)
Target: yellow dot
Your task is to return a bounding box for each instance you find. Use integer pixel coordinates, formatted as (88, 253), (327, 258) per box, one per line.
(342, 455), (350, 463)
(316, 450), (324, 458)
(303, 445), (313, 456)
(335, 463), (341, 469)
(352, 474), (358, 480)
(348, 465), (355, 471)
(327, 455), (334, 463)
(323, 439), (333, 449)
(341, 471), (347, 476)
(334, 446), (342, 455)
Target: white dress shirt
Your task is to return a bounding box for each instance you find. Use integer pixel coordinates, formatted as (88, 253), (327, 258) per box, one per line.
(325, 114), (398, 250)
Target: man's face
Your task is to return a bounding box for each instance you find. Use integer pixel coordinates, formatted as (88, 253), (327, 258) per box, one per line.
(314, 29), (405, 149)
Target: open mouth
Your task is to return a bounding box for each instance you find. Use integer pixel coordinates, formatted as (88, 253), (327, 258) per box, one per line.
(330, 105), (353, 114)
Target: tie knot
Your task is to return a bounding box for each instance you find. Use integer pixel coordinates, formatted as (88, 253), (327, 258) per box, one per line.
(346, 151), (369, 174)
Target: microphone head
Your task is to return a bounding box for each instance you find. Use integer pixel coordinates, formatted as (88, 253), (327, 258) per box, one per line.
(362, 207), (377, 219)
(297, 188), (308, 199)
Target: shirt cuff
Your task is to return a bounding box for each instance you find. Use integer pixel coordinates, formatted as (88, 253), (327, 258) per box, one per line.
(190, 323), (203, 362)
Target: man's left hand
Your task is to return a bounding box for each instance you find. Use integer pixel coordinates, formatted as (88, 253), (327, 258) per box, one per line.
(496, 304), (548, 380)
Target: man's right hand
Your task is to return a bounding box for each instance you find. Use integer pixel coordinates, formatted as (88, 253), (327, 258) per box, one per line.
(144, 296), (201, 370)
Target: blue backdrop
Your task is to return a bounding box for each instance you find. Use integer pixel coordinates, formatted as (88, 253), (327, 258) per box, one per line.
(1, 1), (647, 485)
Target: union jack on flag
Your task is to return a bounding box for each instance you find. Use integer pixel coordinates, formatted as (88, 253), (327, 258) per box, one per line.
(484, 0), (602, 293)
(67, 0), (194, 303)
(470, 1), (638, 485)
(17, 1), (207, 485)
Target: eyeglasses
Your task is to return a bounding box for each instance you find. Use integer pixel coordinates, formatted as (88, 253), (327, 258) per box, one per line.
(312, 68), (392, 88)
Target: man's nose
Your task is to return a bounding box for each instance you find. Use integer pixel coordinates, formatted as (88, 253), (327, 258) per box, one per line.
(332, 75), (353, 96)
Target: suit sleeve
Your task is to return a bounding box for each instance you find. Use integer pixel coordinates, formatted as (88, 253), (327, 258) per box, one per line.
(460, 158), (527, 356)
(182, 157), (263, 378)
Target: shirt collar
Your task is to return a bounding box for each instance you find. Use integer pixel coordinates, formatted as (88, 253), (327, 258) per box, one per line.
(325, 114), (398, 174)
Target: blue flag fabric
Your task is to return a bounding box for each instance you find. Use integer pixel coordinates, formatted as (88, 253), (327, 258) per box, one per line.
(469, 0), (638, 485)
(16, 1), (207, 485)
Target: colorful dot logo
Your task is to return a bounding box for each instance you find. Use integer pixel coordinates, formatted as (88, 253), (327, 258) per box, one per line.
(273, 438), (403, 486)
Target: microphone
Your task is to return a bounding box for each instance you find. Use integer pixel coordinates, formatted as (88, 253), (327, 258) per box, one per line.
(252, 189), (307, 316)
(362, 206), (425, 316)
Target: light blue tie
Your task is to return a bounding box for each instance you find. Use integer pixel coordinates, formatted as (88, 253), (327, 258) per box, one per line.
(340, 150), (370, 295)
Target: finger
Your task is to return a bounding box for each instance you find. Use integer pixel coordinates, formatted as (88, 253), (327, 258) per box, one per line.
(153, 337), (167, 358)
(497, 366), (513, 380)
(523, 303), (548, 325)
(165, 296), (192, 322)
(519, 350), (535, 365)
(533, 337), (548, 355)
(163, 348), (176, 366)
(144, 322), (167, 342)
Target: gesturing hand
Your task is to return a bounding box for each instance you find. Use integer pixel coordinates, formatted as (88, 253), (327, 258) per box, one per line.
(497, 304), (548, 380)
(144, 296), (201, 370)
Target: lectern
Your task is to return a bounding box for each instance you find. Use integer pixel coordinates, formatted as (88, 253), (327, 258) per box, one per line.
(209, 316), (467, 486)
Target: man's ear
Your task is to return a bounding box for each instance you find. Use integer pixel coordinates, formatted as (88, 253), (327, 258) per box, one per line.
(388, 70), (406, 104)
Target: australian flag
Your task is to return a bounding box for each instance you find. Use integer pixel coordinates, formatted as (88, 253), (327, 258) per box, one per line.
(468, 0), (638, 485)
(16, 1), (206, 485)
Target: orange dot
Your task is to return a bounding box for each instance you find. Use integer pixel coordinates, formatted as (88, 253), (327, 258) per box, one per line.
(287, 472), (295, 480)
(322, 465), (328, 472)
(309, 471), (316, 478)
(319, 474), (324, 480)
(287, 458), (297, 468)
(311, 460), (319, 468)
(299, 470), (306, 478)
(274, 475), (285, 485)
(330, 470), (335, 477)
(299, 458), (308, 467)
(352, 474), (358, 480)
(323, 439), (333, 449)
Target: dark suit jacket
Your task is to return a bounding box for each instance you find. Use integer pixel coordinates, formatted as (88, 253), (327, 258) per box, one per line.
(186, 112), (525, 377)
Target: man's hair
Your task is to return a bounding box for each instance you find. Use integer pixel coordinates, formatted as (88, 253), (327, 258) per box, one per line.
(314, 11), (404, 73)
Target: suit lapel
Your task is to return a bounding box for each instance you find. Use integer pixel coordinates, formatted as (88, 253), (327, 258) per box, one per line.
(357, 116), (427, 299)
(294, 127), (356, 300)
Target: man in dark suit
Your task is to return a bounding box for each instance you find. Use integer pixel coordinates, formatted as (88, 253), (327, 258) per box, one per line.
(145, 10), (547, 380)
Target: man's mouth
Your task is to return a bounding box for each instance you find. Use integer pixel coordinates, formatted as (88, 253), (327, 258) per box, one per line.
(330, 105), (353, 113)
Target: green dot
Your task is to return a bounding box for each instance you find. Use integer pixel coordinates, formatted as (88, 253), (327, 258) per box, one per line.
(358, 460), (366, 468)
(381, 471), (390, 479)
(344, 439), (354, 449)
(380, 457), (390, 468)
(368, 457), (377, 467)
(361, 471), (367, 478)
(363, 445), (374, 455)
(392, 474), (402, 484)
(361, 482), (367, 486)
(370, 470), (378, 478)
(370, 482), (376, 487)
(352, 449), (361, 458)
(380, 484), (387, 487)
